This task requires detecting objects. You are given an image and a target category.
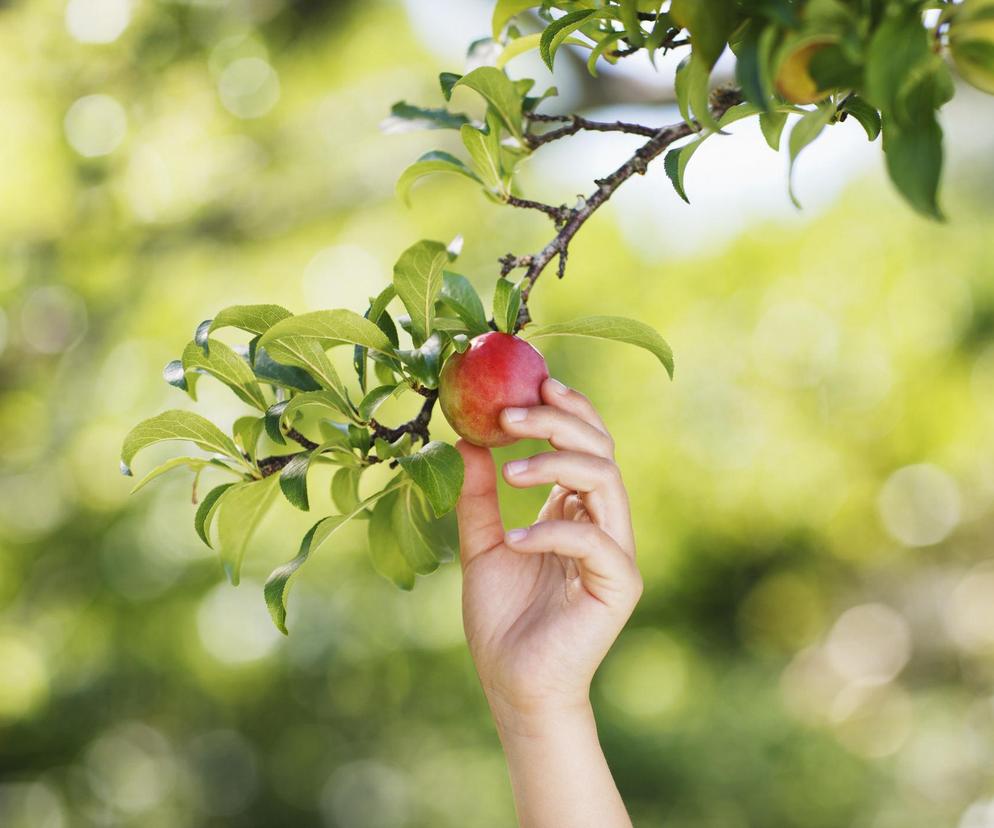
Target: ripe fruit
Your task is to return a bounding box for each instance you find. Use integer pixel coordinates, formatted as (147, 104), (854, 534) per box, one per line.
(775, 40), (832, 105)
(949, 0), (994, 95)
(439, 331), (549, 447)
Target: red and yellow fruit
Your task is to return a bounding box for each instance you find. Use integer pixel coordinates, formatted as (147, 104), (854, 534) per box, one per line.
(775, 39), (833, 105)
(438, 331), (549, 448)
(949, 0), (994, 95)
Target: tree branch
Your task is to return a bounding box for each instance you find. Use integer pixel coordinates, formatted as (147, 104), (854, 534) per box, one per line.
(512, 86), (744, 329)
(524, 114), (661, 147)
(260, 90), (741, 463)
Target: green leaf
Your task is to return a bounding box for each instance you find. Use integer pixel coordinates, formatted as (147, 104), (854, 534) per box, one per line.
(396, 334), (443, 389)
(396, 440), (464, 517)
(734, 20), (776, 111)
(586, 33), (623, 77)
(253, 333), (348, 399)
(195, 483), (236, 548)
(787, 102), (836, 208)
(882, 115), (944, 220)
(392, 239), (449, 347)
(460, 125), (504, 192)
(492, 278), (521, 333)
(663, 137), (705, 203)
(130, 456), (235, 494)
(331, 467), (361, 514)
(439, 272), (489, 336)
(539, 10), (603, 70)
(264, 480), (402, 633)
(368, 488), (416, 590)
(492, 0), (535, 39)
(396, 151), (482, 205)
(260, 310), (394, 354)
(759, 109), (788, 150)
(280, 391), (356, 438)
(181, 339), (268, 410)
(121, 410), (245, 476)
(497, 32), (544, 69)
(381, 102), (470, 133)
(865, 11), (932, 126)
(453, 67), (523, 138)
(233, 416), (264, 462)
(393, 484), (442, 575)
(674, 55), (692, 125)
(358, 384), (398, 421)
(217, 474), (281, 585)
(203, 304), (292, 344)
(524, 315), (674, 378)
(251, 346), (321, 392)
(619, 0), (644, 48)
(264, 401), (288, 445)
(439, 72), (462, 101)
(841, 96), (881, 141)
(278, 441), (340, 512)
(163, 359), (188, 392)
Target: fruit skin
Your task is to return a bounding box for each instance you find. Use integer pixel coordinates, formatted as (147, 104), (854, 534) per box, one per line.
(775, 41), (831, 105)
(950, 0), (994, 95)
(438, 331), (549, 448)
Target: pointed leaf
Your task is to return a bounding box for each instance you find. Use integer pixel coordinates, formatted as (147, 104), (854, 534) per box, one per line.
(260, 309), (394, 354)
(121, 410), (244, 476)
(788, 102), (836, 208)
(453, 67), (523, 138)
(460, 125), (503, 191)
(396, 440), (464, 517)
(217, 474), (281, 585)
(524, 315), (674, 378)
(204, 304), (293, 342)
(195, 483), (236, 548)
(396, 151), (482, 205)
(439, 272), (490, 336)
(492, 0), (535, 39)
(381, 102), (470, 134)
(492, 278), (522, 333)
(130, 456), (236, 494)
(392, 240), (448, 347)
(182, 339), (268, 410)
(368, 488), (416, 590)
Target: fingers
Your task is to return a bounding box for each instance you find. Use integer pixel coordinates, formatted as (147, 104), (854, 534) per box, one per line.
(498, 404), (614, 459)
(541, 378), (609, 435)
(502, 450), (634, 556)
(504, 520), (642, 609)
(455, 439), (503, 566)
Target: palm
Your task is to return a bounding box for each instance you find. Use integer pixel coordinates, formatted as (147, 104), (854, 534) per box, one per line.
(460, 478), (626, 707)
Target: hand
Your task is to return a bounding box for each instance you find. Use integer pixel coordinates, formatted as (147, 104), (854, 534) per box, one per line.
(455, 378), (643, 723)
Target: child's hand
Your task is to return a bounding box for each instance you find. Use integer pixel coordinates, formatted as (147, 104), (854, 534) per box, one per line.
(456, 378), (643, 723)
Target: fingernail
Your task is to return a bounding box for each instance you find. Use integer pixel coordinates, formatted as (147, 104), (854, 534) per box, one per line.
(504, 407), (527, 423)
(548, 378), (568, 395)
(504, 458), (529, 476)
(506, 528), (529, 543)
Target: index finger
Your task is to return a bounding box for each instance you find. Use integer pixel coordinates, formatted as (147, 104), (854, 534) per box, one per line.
(541, 378), (610, 435)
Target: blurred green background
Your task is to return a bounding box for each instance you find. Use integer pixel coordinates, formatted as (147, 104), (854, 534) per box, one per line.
(4, 0), (994, 826)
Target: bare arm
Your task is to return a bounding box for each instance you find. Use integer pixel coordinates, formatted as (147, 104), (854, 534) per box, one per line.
(456, 378), (642, 828)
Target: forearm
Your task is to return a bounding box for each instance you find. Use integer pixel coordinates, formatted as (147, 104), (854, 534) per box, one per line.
(491, 698), (632, 828)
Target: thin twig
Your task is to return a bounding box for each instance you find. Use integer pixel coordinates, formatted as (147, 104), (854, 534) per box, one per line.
(505, 195), (572, 226)
(512, 87), (744, 329)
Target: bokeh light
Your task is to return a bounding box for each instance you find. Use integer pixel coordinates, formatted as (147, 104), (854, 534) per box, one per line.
(63, 95), (127, 158)
(64, 0), (131, 44)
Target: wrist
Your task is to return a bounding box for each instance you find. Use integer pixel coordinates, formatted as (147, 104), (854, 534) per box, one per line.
(487, 692), (595, 741)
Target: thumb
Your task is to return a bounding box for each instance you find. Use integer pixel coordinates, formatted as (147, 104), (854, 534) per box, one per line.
(455, 439), (503, 567)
